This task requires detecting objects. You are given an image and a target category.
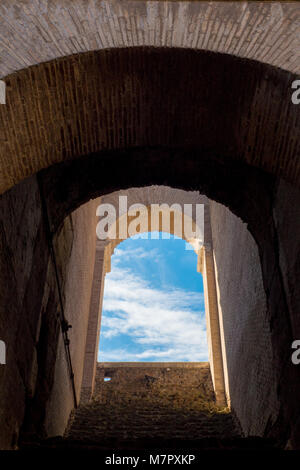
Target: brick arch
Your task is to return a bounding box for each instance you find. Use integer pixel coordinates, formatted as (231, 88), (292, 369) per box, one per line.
(0, 47), (299, 197)
(0, 0), (299, 78)
(96, 186), (209, 274)
(34, 143), (300, 445)
(0, 2), (299, 449)
(80, 186), (230, 406)
(1, 140), (299, 445)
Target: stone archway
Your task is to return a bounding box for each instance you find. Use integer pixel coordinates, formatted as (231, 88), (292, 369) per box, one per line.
(0, 5), (299, 447)
(0, 1), (299, 78)
(79, 187), (227, 407)
(0, 138), (298, 447)
(0, 46), (299, 196)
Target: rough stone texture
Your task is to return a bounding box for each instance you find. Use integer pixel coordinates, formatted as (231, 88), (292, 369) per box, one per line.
(1, 165), (300, 448)
(0, 175), (99, 448)
(79, 187), (225, 404)
(80, 240), (107, 404)
(202, 246), (226, 405)
(0, 46), (299, 195)
(96, 186), (209, 277)
(273, 180), (300, 340)
(99, 186), (208, 245)
(200, 204), (226, 405)
(0, 177), (225, 449)
(272, 180), (300, 444)
(44, 198), (99, 437)
(94, 363), (216, 407)
(65, 363), (241, 444)
(0, 175), (65, 449)
(0, 1), (299, 78)
(0, 3), (299, 449)
(35, 145), (300, 448)
(209, 199), (280, 437)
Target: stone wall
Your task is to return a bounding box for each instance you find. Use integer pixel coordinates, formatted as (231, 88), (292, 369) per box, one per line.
(65, 362), (241, 445)
(0, 175), (98, 449)
(273, 180), (300, 340)
(272, 180), (300, 444)
(95, 362), (215, 408)
(209, 200), (280, 437)
(1, 1), (298, 78)
(1, 46), (299, 197)
(44, 198), (99, 437)
(0, 175), (57, 449)
(1, 169), (300, 448)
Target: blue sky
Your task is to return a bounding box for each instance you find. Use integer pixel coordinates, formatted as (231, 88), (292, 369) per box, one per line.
(98, 232), (208, 362)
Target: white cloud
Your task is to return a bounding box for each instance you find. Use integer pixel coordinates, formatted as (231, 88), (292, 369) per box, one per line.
(99, 346), (208, 362)
(98, 265), (208, 362)
(113, 246), (161, 263)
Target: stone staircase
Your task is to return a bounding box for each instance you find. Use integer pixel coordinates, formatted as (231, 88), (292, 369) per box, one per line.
(20, 363), (281, 450)
(64, 398), (240, 444)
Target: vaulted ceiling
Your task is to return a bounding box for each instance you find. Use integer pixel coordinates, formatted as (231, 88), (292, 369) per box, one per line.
(0, 1), (299, 77)
(0, 1), (299, 195)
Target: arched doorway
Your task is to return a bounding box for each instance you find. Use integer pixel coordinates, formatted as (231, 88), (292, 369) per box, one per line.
(0, 45), (299, 448)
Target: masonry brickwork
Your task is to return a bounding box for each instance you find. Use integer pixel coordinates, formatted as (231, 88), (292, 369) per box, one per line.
(44, 196), (100, 437)
(0, 0), (299, 450)
(79, 187), (223, 404)
(210, 200), (280, 437)
(0, 175), (99, 448)
(65, 363), (241, 444)
(0, 46), (299, 196)
(0, 1), (299, 78)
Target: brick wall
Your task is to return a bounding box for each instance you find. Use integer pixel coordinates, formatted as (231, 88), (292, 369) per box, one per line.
(0, 175), (98, 448)
(65, 362), (241, 443)
(0, 1), (298, 78)
(44, 198), (99, 437)
(95, 362), (215, 409)
(1, 171), (300, 447)
(0, 175), (69, 448)
(209, 200), (280, 436)
(0, 46), (299, 197)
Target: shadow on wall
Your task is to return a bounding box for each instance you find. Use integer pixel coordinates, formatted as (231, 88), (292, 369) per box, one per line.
(210, 200), (280, 437)
(0, 153), (300, 449)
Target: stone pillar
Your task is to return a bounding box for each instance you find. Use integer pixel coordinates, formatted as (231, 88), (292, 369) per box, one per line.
(201, 205), (226, 406)
(80, 240), (107, 403)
